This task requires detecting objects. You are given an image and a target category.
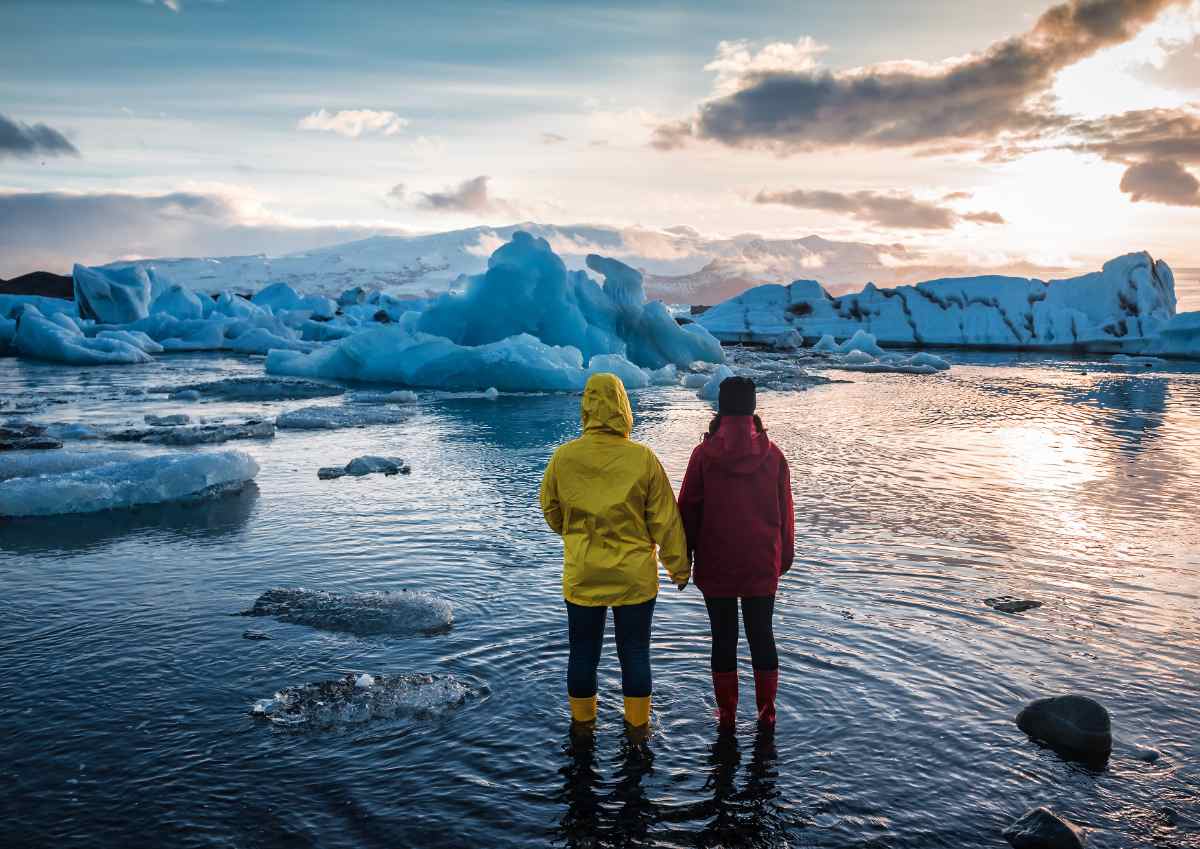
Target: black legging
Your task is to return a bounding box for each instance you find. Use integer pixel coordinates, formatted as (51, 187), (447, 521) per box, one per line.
(703, 595), (778, 673)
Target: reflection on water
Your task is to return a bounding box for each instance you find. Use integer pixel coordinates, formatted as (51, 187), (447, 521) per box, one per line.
(0, 352), (1198, 848)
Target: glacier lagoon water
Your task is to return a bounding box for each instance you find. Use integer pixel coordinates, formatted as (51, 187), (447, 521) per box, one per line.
(1, 351), (1198, 848)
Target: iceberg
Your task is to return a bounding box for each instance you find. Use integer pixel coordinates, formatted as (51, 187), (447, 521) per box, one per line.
(241, 588), (452, 636)
(73, 263), (152, 324)
(0, 449), (259, 517)
(250, 672), (477, 727)
(14, 306), (152, 366)
(698, 252), (1182, 355)
(149, 284), (206, 321)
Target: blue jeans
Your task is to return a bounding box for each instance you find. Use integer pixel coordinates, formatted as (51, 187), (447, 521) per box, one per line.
(566, 597), (655, 699)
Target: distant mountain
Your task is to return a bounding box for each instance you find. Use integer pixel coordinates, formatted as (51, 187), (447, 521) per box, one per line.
(0, 270), (73, 299)
(103, 222), (1081, 306)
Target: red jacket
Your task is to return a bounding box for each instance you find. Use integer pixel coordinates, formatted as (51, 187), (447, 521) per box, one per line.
(677, 416), (794, 598)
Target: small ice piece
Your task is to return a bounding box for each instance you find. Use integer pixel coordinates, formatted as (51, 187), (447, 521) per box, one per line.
(276, 405), (412, 430)
(162, 376), (344, 402)
(145, 414), (191, 426)
(355, 673), (375, 689)
(906, 351), (951, 370)
(0, 450), (259, 517)
(95, 329), (164, 354)
(318, 456), (410, 479)
(812, 334), (839, 353)
(351, 390), (419, 404)
(681, 372), (709, 389)
(840, 349), (877, 365)
(241, 587), (453, 636)
(174, 390), (201, 401)
(242, 630), (271, 641)
(42, 422), (103, 441)
(249, 672), (477, 728)
(697, 365), (735, 401)
(836, 330), (885, 357)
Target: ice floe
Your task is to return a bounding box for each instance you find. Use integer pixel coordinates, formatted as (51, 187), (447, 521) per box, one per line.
(275, 404), (412, 430)
(241, 587), (453, 636)
(318, 456), (410, 479)
(250, 672), (478, 727)
(108, 418), (275, 446)
(0, 450), (259, 517)
(158, 376), (344, 401)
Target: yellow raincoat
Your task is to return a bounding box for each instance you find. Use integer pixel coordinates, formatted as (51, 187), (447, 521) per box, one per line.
(540, 373), (690, 606)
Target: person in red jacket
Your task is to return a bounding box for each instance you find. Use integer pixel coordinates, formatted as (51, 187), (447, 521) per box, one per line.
(678, 376), (794, 727)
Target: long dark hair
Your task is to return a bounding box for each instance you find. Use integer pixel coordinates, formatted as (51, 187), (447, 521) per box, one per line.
(707, 413), (766, 437)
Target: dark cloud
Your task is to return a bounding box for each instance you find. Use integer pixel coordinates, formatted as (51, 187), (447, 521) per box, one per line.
(416, 175), (515, 214)
(1061, 107), (1200, 206)
(753, 187), (1004, 230)
(658, 0), (1182, 153)
(386, 183), (407, 202)
(0, 190), (399, 277)
(1119, 158), (1200, 206)
(0, 114), (80, 160)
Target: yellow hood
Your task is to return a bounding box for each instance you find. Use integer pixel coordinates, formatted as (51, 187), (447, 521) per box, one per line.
(581, 372), (633, 438)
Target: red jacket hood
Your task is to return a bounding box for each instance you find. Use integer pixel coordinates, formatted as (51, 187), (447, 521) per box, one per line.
(701, 416), (772, 475)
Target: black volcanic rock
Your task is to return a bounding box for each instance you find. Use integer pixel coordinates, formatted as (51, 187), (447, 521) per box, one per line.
(0, 271), (74, 300)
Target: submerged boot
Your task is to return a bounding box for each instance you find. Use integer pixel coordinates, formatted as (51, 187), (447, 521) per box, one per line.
(753, 669), (778, 726)
(566, 695), (595, 724)
(712, 670), (738, 729)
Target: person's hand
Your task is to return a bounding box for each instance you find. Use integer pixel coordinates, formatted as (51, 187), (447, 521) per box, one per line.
(675, 577), (689, 592)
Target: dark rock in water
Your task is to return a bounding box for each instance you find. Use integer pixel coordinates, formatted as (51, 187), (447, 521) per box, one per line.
(155, 376), (344, 402)
(0, 436), (62, 451)
(242, 630), (271, 641)
(986, 596), (1043, 613)
(241, 587), (452, 636)
(0, 423), (47, 439)
(1017, 695), (1112, 765)
(1003, 807), (1086, 849)
(373, 309), (391, 323)
(250, 671), (477, 727)
(110, 419), (275, 446)
(318, 455), (410, 479)
(144, 413), (190, 427)
(1131, 744), (1161, 763)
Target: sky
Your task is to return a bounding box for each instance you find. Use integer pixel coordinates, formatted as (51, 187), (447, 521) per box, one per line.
(1, 0), (1199, 279)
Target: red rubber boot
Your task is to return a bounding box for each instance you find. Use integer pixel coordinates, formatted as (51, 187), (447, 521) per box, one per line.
(753, 669), (778, 725)
(712, 670), (738, 729)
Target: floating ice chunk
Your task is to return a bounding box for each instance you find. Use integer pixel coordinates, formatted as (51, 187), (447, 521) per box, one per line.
(174, 390), (201, 401)
(0, 317), (14, 351)
(318, 455), (410, 479)
(73, 263), (152, 324)
(649, 363), (678, 386)
(145, 414), (190, 426)
(250, 672), (477, 728)
(350, 389), (419, 404)
(681, 372), (709, 389)
(251, 282), (305, 312)
(812, 334), (839, 353)
(149, 284), (205, 321)
(42, 422), (104, 441)
(110, 418), (276, 446)
(840, 349), (877, 365)
(339, 286), (367, 307)
(225, 327), (314, 355)
(0, 450), (259, 517)
(836, 330), (885, 357)
(96, 329), (164, 354)
(483, 387), (499, 400)
(0, 435), (62, 451)
(276, 405), (412, 430)
(241, 587), (453, 635)
(14, 306), (152, 366)
(698, 365), (736, 401)
(0, 449), (135, 481)
(0, 294), (76, 320)
(587, 354), (649, 390)
(834, 361), (938, 375)
(162, 376), (344, 402)
(906, 351), (951, 370)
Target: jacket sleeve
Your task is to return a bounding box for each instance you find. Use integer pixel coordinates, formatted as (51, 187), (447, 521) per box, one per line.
(778, 450), (794, 574)
(676, 445), (704, 564)
(540, 451), (564, 536)
(645, 452), (690, 584)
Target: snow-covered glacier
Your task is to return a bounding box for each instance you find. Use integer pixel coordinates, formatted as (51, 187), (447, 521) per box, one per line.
(697, 252), (1198, 357)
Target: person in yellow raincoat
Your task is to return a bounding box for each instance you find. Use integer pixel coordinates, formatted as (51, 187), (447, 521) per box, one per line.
(540, 372), (690, 733)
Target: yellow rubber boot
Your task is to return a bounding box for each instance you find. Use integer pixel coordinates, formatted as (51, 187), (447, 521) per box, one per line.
(623, 695), (651, 728)
(569, 695), (598, 724)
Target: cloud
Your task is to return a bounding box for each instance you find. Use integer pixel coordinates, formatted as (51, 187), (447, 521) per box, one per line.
(1119, 158), (1200, 205)
(540, 132), (567, 144)
(0, 114), (80, 160)
(752, 187), (1004, 229)
(0, 189), (403, 277)
(297, 108), (408, 138)
(386, 183), (407, 203)
(415, 175), (517, 215)
(657, 0), (1184, 153)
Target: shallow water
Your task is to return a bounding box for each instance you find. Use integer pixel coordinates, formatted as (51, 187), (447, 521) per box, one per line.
(1, 351), (1198, 848)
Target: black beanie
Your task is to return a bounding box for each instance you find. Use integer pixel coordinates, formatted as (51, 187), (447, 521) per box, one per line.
(718, 376), (756, 415)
